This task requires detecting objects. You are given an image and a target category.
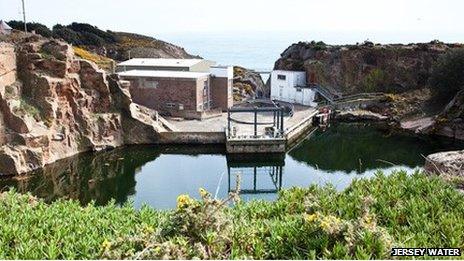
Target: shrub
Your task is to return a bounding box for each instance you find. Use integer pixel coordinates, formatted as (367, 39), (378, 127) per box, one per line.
(429, 48), (464, 100)
(0, 171), (463, 259)
(7, 20), (52, 37)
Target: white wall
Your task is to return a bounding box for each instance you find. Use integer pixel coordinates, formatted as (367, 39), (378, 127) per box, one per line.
(210, 66), (233, 79)
(271, 70), (317, 106)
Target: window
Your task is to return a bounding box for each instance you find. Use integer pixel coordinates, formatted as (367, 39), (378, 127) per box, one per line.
(279, 86), (283, 97)
(277, 74), (286, 80)
(166, 103), (176, 108)
(296, 87), (302, 92)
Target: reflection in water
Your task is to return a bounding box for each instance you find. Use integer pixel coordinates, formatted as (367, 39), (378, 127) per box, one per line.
(1, 123), (463, 209)
(289, 123), (464, 173)
(227, 155), (284, 194)
(1, 146), (163, 206)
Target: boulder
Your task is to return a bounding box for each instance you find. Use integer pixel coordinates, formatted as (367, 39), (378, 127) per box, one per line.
(425, 150), (464, 177)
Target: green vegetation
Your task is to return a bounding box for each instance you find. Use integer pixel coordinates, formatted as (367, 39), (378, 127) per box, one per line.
(362, 68), (388, 92)
(7, 21), (192, 61)
(430, 48), (464, 100)
(0, 171), (463, 259)
(310, 40), (327, 51)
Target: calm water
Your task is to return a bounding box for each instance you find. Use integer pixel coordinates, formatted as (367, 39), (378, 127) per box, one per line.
(1, 124), (463, 209)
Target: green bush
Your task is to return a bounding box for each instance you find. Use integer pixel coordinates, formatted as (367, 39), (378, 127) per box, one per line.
(0, 171), (463, 259)
(429, 48), (464, 100)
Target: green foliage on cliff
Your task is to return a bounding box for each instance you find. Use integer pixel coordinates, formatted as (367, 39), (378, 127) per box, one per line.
(362, 68), (388, 92)
(0, 171), (463, 259)
(7, 21), (193, 61)
(430, 48), (464, 99)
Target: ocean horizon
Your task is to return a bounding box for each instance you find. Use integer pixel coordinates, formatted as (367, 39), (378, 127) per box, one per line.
(158, 30), (464, 74)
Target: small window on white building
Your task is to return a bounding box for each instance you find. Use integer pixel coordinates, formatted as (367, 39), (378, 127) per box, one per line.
(296, 87), (302, 92)
(277, 74), (286, 80)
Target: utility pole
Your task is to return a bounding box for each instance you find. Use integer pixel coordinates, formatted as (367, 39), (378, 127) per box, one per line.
(21, 0), (27, 33)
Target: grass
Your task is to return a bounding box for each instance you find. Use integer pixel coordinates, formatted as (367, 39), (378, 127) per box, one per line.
(0, 171), (463, 259)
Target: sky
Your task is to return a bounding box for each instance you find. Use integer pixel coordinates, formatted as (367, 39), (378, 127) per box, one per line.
(1, 0), (464, 43)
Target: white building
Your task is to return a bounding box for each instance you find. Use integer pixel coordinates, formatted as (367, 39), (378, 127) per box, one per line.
(116, 58), (216, 73)
(0, 20), (12, 35)
(270, 70), (317, 107)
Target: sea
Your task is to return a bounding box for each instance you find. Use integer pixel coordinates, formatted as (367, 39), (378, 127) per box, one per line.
(157, 30), (462, 82)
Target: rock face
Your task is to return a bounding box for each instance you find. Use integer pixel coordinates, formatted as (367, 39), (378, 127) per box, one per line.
(400, 90), (464, 140)
(0, 36), (166, 175)
(335, 110), (389, 122)
(425, 150), (464, 177)
(89, 32), (199, 61)
(274, 41), (462, 95)
(233, 66), (268, 102)
(432, 90), (464, 140)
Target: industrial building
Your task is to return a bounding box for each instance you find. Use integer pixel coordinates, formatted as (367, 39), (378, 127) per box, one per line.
(270, 70), (318, 107)
(116, 58), (216, 72)
(118, 59), (233, 120)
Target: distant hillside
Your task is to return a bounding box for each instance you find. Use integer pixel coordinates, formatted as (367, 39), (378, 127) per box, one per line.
(7, 21), (197, 61)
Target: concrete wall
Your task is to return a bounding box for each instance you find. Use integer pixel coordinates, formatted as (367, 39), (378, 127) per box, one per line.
(190, 60), (217, 72)
(158, 131), (226, 144)
(226, 139), (286, 153)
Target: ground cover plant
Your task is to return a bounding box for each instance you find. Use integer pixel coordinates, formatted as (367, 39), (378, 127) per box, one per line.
(0, 170), (463, 259)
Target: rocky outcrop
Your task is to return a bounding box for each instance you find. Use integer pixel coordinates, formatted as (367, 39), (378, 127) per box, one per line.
(399, 90), (464, 140)
(274, 40), (462, 95)
(431, 90), (464, 140)
(0, 36), (166, 175)
(233, 66), (267, 102)
(335, 110), (389, 122)
(89, 32), (199, 61)
(425, 150), (464, 177)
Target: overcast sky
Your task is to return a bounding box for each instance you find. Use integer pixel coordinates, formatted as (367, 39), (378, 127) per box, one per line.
(1, 0), (463, 42)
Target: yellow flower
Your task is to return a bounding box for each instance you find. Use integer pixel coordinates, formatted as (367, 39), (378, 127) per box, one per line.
(143, 225), (155, 234)
(176, 194), (192, 208)
(101, 239), (112, 252)
(199, 188), (209, 198)
(305, 213), (318, 222)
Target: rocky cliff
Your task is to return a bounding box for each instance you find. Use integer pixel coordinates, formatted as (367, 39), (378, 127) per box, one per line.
(0, 34), (166, 175)
(233, 66), (268, 102)
(274, 40), (462, 95)
(275, 40), (464, 141)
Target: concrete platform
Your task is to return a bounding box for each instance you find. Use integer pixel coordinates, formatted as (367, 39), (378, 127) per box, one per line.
(166, 105), (317, 134)
(158, 105), (319, 153)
